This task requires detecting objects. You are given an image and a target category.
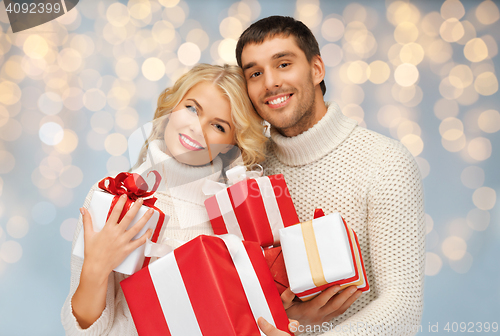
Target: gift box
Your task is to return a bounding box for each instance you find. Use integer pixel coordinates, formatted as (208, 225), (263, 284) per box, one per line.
(279, 212), (369, 301)
(73, 172), (167, 275)
(120, 234), (291, 336)
(263, 246), (289, 296)
(204, 173), (299, 247)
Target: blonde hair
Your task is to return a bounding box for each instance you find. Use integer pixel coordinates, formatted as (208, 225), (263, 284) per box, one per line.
(134, 64), (267, 169)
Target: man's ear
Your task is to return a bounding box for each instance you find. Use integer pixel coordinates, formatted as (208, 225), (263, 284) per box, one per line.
(311, 55), (326, 86)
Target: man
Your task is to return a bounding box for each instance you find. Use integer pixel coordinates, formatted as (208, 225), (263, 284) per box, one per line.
(237, 16), (425, 335)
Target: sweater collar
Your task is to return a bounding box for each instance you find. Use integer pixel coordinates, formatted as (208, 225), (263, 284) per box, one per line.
(269, 102), (357, 166)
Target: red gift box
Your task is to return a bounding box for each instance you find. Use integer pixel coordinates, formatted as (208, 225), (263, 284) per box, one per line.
(120, 235), (292, 336)
(264, 246), (290, 296)
(204, 174), (299, 247)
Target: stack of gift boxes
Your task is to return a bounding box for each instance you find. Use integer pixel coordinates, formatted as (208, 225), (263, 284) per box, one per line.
(76, 171), (369, 336)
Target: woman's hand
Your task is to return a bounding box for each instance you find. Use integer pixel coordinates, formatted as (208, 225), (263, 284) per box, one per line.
(258, 317), (299, 335)
(281, 286), (362, 327)
(71, 194), (154, 329)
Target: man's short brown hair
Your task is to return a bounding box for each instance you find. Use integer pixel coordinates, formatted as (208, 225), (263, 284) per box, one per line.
(236, 15), (326, 95)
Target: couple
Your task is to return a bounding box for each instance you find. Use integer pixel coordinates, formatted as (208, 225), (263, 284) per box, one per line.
(62, 16), (425, 336)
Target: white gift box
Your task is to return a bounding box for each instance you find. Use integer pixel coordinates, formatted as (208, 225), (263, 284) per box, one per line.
(279, 213), (357, 298)
(73, 190), (166, 275)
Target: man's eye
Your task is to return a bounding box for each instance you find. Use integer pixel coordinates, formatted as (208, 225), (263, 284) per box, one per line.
(278, 63), (290, 68)
(187, 105), (197, 114)
(250, 71), (261, 78)
(214, 124), (225, 133)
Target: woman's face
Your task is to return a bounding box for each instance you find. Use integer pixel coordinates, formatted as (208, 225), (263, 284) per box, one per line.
(163, 81), (236, 166)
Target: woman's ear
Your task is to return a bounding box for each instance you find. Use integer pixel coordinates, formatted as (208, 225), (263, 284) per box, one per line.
(220, 144), (234, 154)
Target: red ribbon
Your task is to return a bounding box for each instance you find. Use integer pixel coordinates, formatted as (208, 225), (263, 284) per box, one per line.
(98, 171), (165, 269)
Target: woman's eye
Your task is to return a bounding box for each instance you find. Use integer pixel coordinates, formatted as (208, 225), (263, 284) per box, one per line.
(187, 105), (197, 114)
(214, 124), (225, 133)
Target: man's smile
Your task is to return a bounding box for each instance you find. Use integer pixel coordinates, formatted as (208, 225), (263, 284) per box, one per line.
(265, 93), (293, 109)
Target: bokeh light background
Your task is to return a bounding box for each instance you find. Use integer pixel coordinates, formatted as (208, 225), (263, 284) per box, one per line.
(0, 0), (499, 334)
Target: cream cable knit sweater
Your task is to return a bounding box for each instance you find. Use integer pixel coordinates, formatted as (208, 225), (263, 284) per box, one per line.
(61, 140), (222, 336)
(263, 102), (425, 336)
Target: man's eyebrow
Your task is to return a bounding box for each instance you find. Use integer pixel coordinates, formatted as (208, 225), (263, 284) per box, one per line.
(242, 51), (297, 72)
(186, 98), (202, 112)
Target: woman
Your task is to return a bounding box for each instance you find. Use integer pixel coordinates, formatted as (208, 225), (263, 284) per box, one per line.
(61, 64), (270, 335)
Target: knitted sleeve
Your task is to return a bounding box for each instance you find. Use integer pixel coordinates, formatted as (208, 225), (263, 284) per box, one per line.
(325, 141), (425, 335)
(60, 185), (116, 336)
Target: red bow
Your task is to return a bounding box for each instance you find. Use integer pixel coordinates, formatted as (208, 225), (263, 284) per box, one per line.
(98, 171), (165, 269)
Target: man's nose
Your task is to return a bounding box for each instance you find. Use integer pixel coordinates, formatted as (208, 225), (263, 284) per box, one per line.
(264, 70), (281, 91)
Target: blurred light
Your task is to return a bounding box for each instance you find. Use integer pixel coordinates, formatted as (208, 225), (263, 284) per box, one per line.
(475, 0), (499, 25)
(32, 201), (57, 225)
(401, 134), (423, 156)
(425, 213), (434, 234)
(421, 12), (443, 37)
(39, 156), (63, 179)
(440, 0), (465, 20)
(434, 98), (459, 120)
(116, 107), (139, 130)
(106, 2), (130, 27)
(54, 129), (79, 154)
(39, 122), (64, 146)
(481, 35), (498, 59)
(0, 241), (22, 263)
(394, 22), (419, 44)
(0, 118), (22, 142)
(464, 38), (488, 63)
(439, 117), (463, 140)
(425, 252), (442, 276)
(186, 28), (210, 51)
(321, 44), (343, 68)
(399, 43), (424, 65)
(478, 109), (500, 133)
(377, 105), (402, 128)
(321, 18), (344, 42)
(461, 166), (485, 189)
(387, 1), (420, 26)
(23, 35), (49, 59)
(142, 57), (165, 81)
(218, 38), (237, 64)
(442, 236), (467, 260)
(415, 157), (430, 179)
(83, 88), (107, 111)
(472, 187), (496, 210)
(368, 60), (390, 84)
(6, 216), (29, 239)
(449, 64), (473, 89)
(341, 85), (364, 105)
(466, 208), (490, 231)
(427, 40), (452, 64)
(388, 43), (403, 66)
(456, 21), (476, 45)
(296, 0), (322, 29)
(3, 56), (25, 82)
(468, 137), (492, 161)
(38, 92), (63, 115)
(442, 133), (466, 152)
(0, 81), (21, 105)
(105, 133), (128, 156)
(347, 61), (369, 84)
(220, 17), (243, 39)
(439, 77), (463, 99)
(57, 48), (82, 72)
(152, 20), (176, 45)
(115, 58), (139, 81)
(59, 165), (83, 189)
(342, 104), (364, 124)
(394, 63), (419, 87)
(107, 155), (131, 175)
(178, 42), (201, 66)
(87, 130), (107, 151)
(448, 218), (473, 241)
(474, 72), (498, 96)
(456, 85), (479, 106)
(449, 252), (473, 274)
(103, 23), (128, 45)
(107, 87), (131, 110)
(159, 0), (180, 7)
(60, 218), (78, 242)
(397, 120), (421, 139)
(439, 18), (464, 43)
(21, 56), (46, 78)
(91, 111), (114, 134)
(129, 0), (152, 20)
(162, 4), (186, 28)
(0, 106), (8, 127)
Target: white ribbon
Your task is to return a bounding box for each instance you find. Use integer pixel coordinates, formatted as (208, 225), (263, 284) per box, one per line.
(202, 164), (264, 196)
(144, 238), (187, 258)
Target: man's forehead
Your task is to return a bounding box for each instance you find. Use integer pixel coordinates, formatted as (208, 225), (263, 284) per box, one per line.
(241, 35), (303, 64)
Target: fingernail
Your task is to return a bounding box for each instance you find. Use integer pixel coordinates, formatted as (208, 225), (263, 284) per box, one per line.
(121, 194), (127, 199)
(259, 318), (269, 327)
(79, 208), (85, 216)
(148, 208), (154, 214)
(138, 197), (143, 203)
(350, 287), (357, 294)
(355, 291), (362, 298)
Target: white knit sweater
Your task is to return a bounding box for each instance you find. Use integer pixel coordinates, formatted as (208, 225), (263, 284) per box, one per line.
(61, 140), (222, 336)
(263, 102), (425, 336)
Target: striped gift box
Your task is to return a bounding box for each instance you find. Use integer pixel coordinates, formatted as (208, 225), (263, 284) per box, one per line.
(204, 174), (299, 248)
(120, 234), (291, 336)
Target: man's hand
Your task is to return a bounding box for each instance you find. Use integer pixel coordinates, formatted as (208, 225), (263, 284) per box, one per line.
(282, 285), (362, 327)
(258, 317), (298, 335)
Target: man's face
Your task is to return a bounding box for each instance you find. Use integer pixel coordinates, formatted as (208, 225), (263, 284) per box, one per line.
(241, 35), (323, 136)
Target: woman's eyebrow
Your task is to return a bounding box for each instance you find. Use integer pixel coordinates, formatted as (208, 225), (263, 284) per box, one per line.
(187, 98), (203, 112)
(214, 118), (232, 130)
